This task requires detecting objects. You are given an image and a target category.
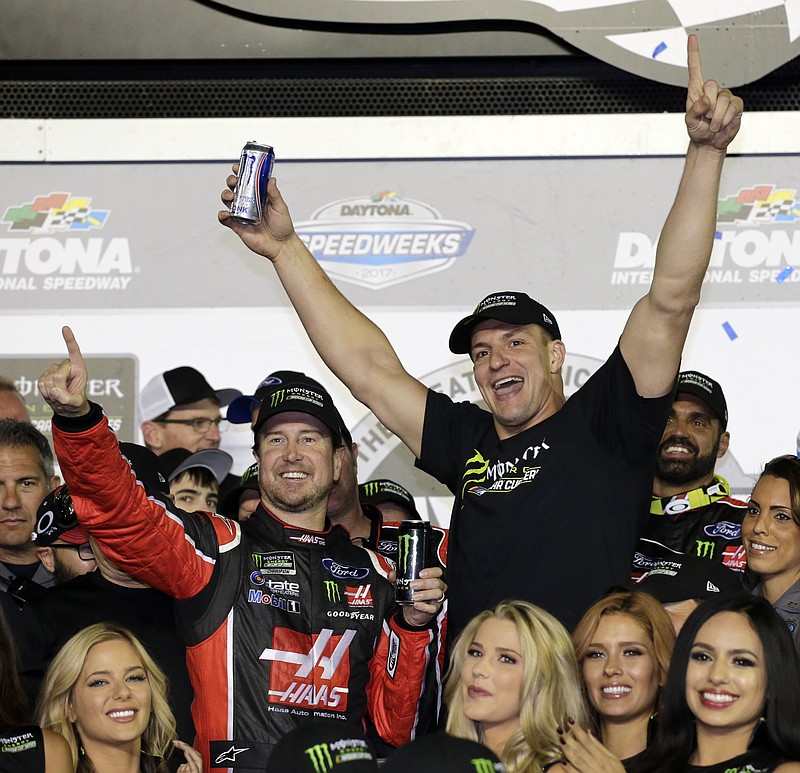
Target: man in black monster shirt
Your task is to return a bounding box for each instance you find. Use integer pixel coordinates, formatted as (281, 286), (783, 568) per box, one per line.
(219, 37), (743, 639)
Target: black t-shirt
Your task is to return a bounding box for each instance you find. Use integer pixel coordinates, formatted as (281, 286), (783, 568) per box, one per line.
(0, 726), (45, 773)
(417, 345), (673, 637)
(685, 745), (788, 772)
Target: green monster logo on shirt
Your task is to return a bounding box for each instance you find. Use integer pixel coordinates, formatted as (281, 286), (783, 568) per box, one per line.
(461, 449), (490, 497)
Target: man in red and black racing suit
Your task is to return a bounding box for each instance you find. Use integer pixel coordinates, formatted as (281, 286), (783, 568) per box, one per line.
(40, 329), (445, 773)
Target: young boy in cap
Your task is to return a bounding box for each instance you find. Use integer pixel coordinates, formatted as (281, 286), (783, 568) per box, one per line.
(159, 447), (233, 513)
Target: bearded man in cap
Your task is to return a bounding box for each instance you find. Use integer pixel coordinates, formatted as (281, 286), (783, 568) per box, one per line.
(633, 370), (748, 580)
(39, 327), (445, 772)
(219, 38), (743, 639)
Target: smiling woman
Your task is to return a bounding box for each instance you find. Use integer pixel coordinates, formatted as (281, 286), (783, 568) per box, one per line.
(630, 595), (800, 773)
(742, 455), (800, 651)
(35, 623), (199, 773)
(570, 591), (675, 768)
(444, 599), (588, 773)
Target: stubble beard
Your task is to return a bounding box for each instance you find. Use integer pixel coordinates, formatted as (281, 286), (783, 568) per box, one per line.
(261, 478), (330, 515)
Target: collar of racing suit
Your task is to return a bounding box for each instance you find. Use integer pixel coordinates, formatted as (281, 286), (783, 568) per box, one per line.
(650, 474), (731, 518)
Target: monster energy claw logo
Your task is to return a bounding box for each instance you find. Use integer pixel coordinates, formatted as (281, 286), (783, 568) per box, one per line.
(305, 743), (333, 773)
(696, 540), (715, 559)
(397, 532), (418, 573)
(363, 481), (380, 497)
(471, 759), (498, 773)
(325, 580), (341, 603)
(270, 389), (286, 407)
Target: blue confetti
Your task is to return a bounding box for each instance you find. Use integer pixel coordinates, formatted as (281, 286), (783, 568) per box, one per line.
(776, 265), (795, 283)
(652, 42), (667, 58)
(714, 231), (723, 240)
(722, 321), (738, 341)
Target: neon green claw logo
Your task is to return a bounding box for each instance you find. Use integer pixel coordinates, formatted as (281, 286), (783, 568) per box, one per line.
(305, 743), (333, 772)
(397, 532), (419, 572)
(324, 580), (341, 603)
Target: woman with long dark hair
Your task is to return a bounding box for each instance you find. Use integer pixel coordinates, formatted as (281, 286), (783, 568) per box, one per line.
(0, 603), (72, 772)
(743, 454), (800, 649)
(631, 594), (800, 772)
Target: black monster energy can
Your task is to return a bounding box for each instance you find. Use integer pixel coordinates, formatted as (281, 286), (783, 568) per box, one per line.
(395, 520), (431, 605)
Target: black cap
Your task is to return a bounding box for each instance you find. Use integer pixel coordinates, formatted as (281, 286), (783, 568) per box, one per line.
(138, 366), (241, 422)
(634, 552), (743, 604)
(34, 485), (90, 546)
(253, 376), (345, 446)
(219, 462), (261, 516)
(449, 291), (561, 354)
(227, 370), (315, 425)
(676, 371), (728, 429)
(118, 442), (170, 497)
(265, 720), (378, 773)
(358, 479), (419, 518)
(382, 733), (505, 773)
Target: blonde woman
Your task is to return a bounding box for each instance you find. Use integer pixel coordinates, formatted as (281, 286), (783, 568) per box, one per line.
(445, 599), (588, 773)
(37, 623), (200, 773)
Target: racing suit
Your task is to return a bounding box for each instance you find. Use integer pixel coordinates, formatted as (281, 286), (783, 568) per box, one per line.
(633, 475), (748, 579)
(52, 406), (441, 771)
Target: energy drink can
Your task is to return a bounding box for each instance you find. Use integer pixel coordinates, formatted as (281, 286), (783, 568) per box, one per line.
(395, 520), (431, 605)
(230, 141), (275, 224)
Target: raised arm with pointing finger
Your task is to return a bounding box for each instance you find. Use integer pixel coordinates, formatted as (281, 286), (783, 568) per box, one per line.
(40, 327), (444, 770)
(219, 34), (742, 638)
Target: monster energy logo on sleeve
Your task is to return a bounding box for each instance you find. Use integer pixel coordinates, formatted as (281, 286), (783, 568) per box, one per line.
(270, 389), (286, 407)
(305, 743), (333, 773)
(325, 580), (341, 603)
(472, 759), (499, 773)
(397, 532), (418, 573)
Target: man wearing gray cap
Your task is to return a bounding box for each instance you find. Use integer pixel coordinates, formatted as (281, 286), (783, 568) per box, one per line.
(633, 370), (748, 581)
(219, 38), (743, 638)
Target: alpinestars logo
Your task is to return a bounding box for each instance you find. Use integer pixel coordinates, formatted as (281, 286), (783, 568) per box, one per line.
(261, 627), (355, 710)
(0, 193), (134, 292)
(214, 745), (249, 764)
(295, 191), (475, 289)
